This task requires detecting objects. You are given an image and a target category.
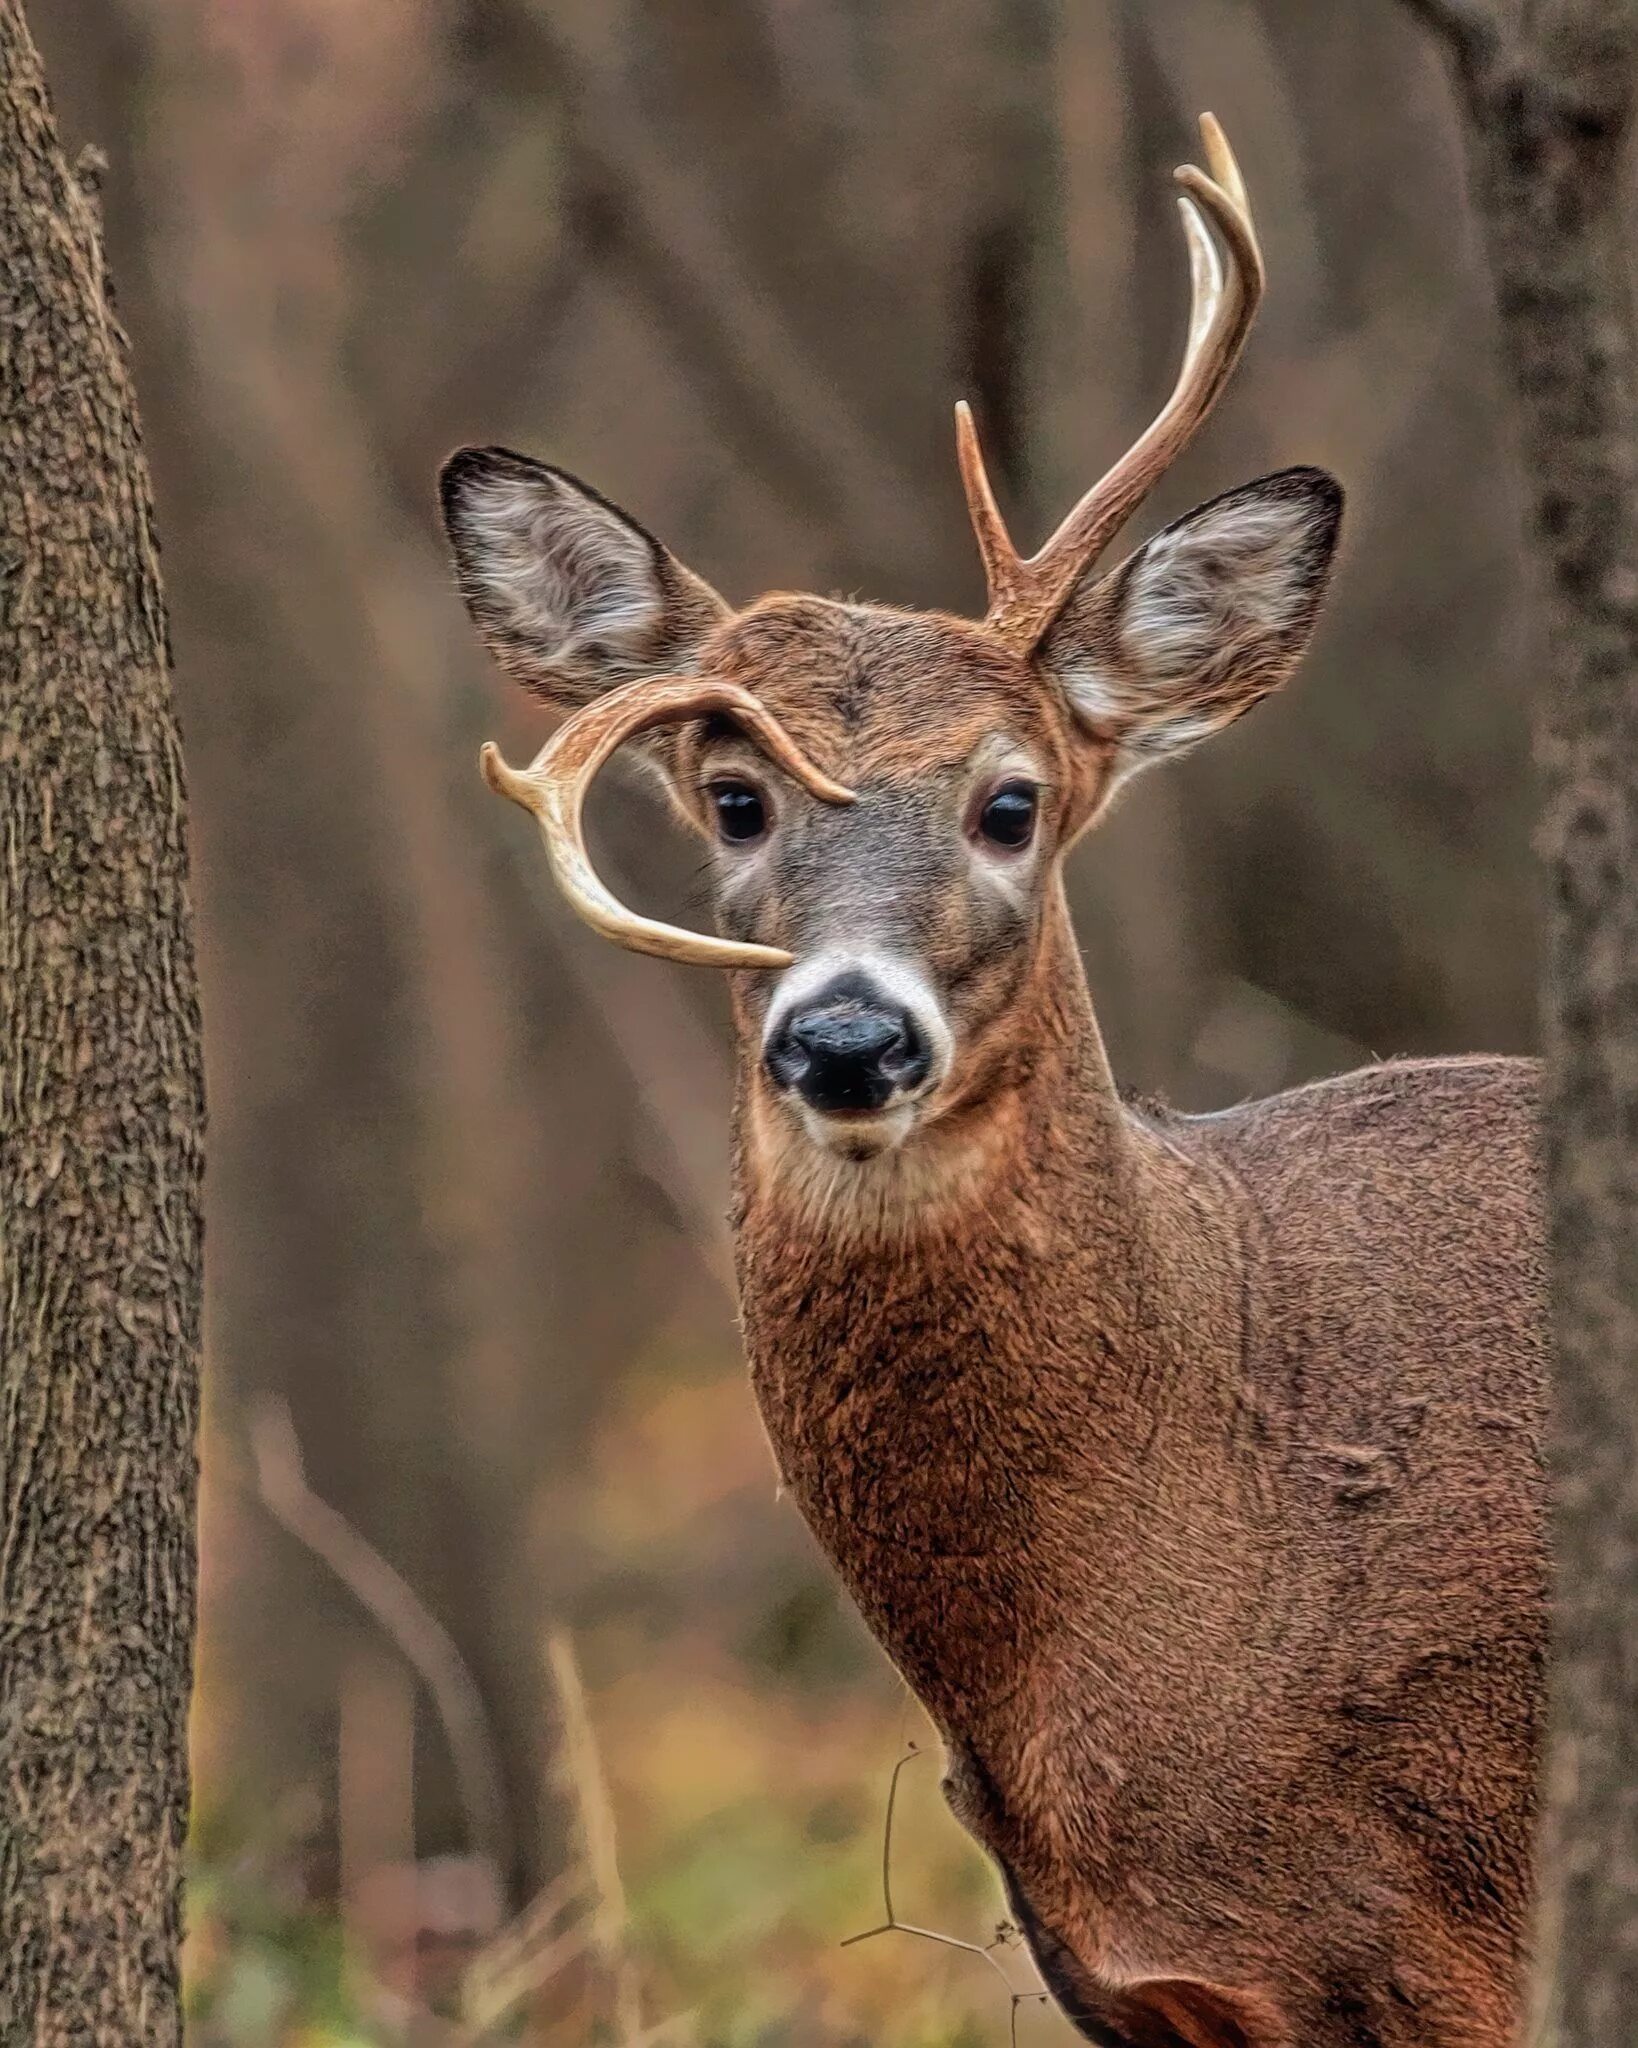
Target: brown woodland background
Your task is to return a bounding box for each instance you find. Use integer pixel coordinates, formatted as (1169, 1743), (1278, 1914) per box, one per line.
(33, 3), (1541, 2041)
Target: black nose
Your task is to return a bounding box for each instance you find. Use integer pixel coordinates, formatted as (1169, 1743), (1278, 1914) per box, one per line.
(766, 995), (931, 1114)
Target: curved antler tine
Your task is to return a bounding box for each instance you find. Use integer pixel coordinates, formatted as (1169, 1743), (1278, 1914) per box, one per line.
(955, 399), (1025, 616)
(482, 674), (855, 971)
(970, 114), (1265, 653)
(1173, 162), (1263, 307)
(1178, 188), (1227, 358)
(1198, 112), (1248, 217)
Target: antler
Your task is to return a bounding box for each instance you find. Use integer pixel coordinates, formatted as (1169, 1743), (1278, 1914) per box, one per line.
(480, 674), (855, 970)
(957, 113), (1265, 651)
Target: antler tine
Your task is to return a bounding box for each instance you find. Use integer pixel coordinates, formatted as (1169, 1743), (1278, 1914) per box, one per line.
(954, 399), (1028, 617)
(481, 674), (855, 972)
(959, 114), (1265, 652)
(1198, 109), (1250, 218)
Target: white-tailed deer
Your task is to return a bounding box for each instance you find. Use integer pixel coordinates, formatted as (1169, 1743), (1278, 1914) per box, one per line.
(441, 118), (1546, 2048)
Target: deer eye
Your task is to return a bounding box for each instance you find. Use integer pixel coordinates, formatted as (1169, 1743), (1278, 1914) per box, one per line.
(976, 781), (1038, 851)
(708, 779), (769, 844)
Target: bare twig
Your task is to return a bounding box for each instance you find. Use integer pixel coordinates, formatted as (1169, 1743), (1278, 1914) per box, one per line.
(545, 1629), (645, 2045)
(464, 1922), (594, 2042)
(429, 1632), (692, 2044)
(249, 1396), (509, 1877)
(841, 1743), (1050, 2047)
(461, 1867), (588, 2035)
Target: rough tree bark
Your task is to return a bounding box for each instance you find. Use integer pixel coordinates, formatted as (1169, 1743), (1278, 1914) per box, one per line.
(1399, 1), (1638, 2040)
(0, 2), (205, 2041)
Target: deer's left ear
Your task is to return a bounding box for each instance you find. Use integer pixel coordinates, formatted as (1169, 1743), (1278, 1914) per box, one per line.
(1040, 466), (1342, 788)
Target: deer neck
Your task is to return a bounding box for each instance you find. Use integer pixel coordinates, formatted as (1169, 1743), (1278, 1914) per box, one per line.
(730, 895), (1253, 1750)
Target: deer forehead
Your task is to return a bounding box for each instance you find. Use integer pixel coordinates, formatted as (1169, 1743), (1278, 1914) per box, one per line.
(698, 594), (1069, 784)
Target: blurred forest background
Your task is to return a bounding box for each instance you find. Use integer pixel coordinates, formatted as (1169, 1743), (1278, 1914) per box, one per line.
(32, 2), (1539, 2042)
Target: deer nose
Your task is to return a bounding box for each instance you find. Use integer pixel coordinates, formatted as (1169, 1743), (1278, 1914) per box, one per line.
(766, 998), (931, 1114)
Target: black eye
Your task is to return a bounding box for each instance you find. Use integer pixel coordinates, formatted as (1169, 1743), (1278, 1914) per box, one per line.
(977, 781), (1038, 850)
(709, 779), (768, 844)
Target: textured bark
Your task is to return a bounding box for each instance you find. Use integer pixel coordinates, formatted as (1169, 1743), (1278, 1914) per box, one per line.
(0, 3), (205, 2041)
(1402, 2), (1638, 2040)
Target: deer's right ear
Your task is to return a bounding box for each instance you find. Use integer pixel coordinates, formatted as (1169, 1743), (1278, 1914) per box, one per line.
(439, 446), (730, 708)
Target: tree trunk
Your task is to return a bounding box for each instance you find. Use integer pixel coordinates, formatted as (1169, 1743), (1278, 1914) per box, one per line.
(0, 2), (205, 2040)
(1400, 2), (1638, 2040)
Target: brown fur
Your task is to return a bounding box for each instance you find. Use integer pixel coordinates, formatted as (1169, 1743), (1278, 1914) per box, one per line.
(736, 902), (1545, 2048)
(441, 446), (1548, 2048)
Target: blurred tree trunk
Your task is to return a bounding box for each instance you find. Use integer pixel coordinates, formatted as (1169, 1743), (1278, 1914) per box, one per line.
(0, 1), (204, 2040)
(1401, 1), (1638, 2039)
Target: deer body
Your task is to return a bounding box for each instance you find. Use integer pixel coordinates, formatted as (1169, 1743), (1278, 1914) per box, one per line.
(443, 119), (1549, 2048)
(737, 903), (1545, 2045)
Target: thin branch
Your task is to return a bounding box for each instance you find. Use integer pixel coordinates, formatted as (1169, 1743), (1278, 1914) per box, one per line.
(462, 1921), (594, 2043)
(462, 1867), (588, 2032)
(460, 1862), (696, 2048)
(249, 1395), (509, 1877)
(840, 1744), (1051, 2047)
(545, 1629), (645, 2045)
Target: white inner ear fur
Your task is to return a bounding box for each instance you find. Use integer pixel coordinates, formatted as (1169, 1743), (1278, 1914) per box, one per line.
(1120, 497), (1315, 686)
(461, 466), (664, 671)
(1055, 488), (1328, 762)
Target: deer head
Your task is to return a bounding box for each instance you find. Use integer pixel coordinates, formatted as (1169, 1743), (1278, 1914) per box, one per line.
(442, 117), (1341, 1168)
